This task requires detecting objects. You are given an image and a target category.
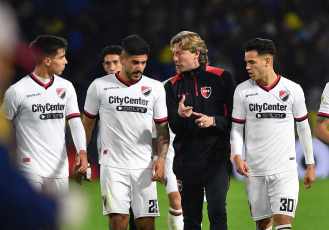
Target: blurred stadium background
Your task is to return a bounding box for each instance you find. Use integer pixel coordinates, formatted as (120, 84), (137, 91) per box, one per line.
(4, 0), (329, 229)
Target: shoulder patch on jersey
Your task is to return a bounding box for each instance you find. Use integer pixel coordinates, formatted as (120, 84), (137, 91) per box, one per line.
(279, 90), (289, 102)
(56, 88), (66, 99)
(141, 86), (152, 96)
(201, 86), (212, 99)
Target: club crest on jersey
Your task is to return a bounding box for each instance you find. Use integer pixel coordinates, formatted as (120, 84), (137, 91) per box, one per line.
(56, 88), (66, 99)
(141, 86), (152, 96)
(201, 86), (212, 99)
(279, 90), (289, 102)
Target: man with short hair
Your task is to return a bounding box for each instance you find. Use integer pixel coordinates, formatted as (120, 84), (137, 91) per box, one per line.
(1, 34), (88, 229)
(83, 35), (169, 229)
(101, 45), (122, 74)
(231, 38), (315, 230)
(165, 31), (236, 229)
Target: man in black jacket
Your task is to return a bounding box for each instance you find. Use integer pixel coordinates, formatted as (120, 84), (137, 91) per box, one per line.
(164, 31), (236, 230)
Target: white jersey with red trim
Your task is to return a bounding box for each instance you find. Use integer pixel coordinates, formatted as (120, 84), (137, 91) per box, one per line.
(84, 73), (168, 169)
(1, 73), (81, 178)
(317, 82), (329, 117)
(232, 75), (308, 175)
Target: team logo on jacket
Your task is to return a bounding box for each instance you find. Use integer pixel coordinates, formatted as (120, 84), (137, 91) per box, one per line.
(279, 90), (289, 102)
(141, 86), (152, 96)
(56, 88), (66, 99)
(201, 86), (212, 99)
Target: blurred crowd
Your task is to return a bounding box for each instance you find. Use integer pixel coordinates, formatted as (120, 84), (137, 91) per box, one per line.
(7, 0), (329, 111)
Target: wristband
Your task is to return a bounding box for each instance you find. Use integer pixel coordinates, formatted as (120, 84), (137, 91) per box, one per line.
(153, 156), (158, 162)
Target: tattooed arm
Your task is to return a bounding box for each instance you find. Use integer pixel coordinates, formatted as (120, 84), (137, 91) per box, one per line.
(314, 116), (329, 145)
(151, 121), (169, 183)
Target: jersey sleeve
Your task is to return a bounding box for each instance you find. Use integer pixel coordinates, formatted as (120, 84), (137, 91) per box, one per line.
(231, 86), (246, 124)
(318, 83), (329, 117)
(1, 85), (21, 120)
(83, 80), (100, 119)
(65, 83), (81, 120)
(292, 84), (308, 121)
(153, 82), (167, 123)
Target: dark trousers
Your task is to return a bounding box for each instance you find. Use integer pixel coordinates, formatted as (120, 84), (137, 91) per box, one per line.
(174, 158), (232, 230)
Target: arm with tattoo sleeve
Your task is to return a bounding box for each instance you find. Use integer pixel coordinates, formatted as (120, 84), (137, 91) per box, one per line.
(314, 116), (329, 145)
(151, 121), (169, 183)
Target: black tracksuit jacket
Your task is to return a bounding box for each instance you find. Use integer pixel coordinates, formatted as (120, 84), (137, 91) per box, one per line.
(164, 64), (236, 167)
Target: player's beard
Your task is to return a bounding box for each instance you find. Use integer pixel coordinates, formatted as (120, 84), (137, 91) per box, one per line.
(126, 70), (143, 82)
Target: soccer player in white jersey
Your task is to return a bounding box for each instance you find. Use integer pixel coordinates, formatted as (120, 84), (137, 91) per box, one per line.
(1, 35), (88, 201)
(96, 45), (123, 159)
(230, 38), (315, 230)
(314, 84), (329, 145)
(82, 35), (169, 229)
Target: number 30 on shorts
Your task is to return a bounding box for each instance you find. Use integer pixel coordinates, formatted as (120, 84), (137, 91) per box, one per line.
(279, 198), (295, 212)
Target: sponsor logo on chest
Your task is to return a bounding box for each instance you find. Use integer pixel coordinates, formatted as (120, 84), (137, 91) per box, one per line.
(108, 95), (150, 114)
(31, 103), (65, 120)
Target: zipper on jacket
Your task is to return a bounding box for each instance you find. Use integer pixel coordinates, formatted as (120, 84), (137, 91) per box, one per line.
(193, 73), (198, 96)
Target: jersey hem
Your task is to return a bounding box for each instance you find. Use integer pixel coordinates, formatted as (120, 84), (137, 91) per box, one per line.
(19, 169), (69, 178)
(99, 162), (152, 170)
(247, 166), (297, 177)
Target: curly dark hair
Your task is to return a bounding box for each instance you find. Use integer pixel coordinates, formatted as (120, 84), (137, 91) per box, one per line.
(243, 38), (276, 58)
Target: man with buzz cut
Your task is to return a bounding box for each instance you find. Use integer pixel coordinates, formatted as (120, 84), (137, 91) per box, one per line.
(231, 38), (315, 230)
(82, 35), (169, 229)
(1, 35), (88, 207)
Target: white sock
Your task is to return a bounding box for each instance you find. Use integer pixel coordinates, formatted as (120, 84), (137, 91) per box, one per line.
(168, 207), (183, 230)
(275, 224), (292, 230)
(256, 227), (272, 230)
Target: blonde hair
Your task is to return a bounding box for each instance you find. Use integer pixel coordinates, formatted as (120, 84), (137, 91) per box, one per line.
(170, 31), (208, 65)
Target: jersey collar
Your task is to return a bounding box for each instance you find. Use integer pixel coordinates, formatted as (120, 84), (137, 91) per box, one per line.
(115, 72), (141, 87)
(29, 72), (54, 90)
(256, 74), (280, 92)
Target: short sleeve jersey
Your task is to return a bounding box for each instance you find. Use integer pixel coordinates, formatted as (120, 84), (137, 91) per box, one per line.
(317, 82), (329, 117)
(84, 73), (167, 169)
(1, 73), (81, 178)
(232, 75), (308, 176)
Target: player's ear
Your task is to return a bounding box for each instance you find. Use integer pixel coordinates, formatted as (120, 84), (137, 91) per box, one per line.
(44, 57), (51, 67)
(119, 55), (125, 66)
(265, 56), (271, 67)
(194, 50), (200, 60)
